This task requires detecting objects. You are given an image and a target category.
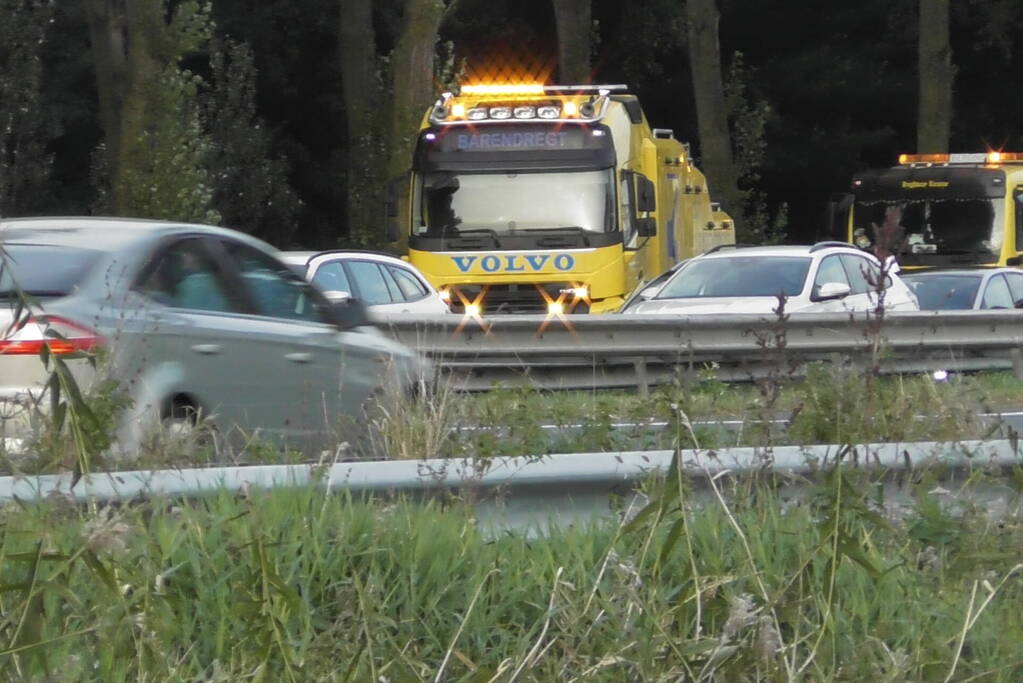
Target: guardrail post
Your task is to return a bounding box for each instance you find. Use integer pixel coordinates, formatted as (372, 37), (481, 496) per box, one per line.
(1013, 348), (1023, 381)
(634, 358), (649, 396)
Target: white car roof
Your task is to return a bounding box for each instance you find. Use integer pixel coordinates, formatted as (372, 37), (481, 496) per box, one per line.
(698, 244), (869, 260)
(280, 250), (410, 267)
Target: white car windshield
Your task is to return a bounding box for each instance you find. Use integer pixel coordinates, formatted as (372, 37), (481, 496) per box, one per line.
(657, 256), (812, 299)
(414, 169), (615, 235)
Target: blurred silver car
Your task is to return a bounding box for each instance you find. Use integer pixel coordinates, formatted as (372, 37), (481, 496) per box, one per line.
(1, 217), (427, 454)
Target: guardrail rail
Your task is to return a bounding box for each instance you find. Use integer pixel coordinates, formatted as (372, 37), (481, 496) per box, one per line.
(378, 310), (1023, 391)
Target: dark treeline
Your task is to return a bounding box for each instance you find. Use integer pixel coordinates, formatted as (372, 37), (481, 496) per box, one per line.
(2, 0), (1022, 248)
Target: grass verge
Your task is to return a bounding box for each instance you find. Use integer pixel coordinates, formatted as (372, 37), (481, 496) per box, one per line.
(0, 475), (1019, 680)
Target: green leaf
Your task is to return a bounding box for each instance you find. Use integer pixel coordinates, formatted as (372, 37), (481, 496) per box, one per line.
(81, 550), (118, 593)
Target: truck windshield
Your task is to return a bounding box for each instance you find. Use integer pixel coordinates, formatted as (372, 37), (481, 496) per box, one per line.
(852, 198), (1002, 257)
(413, 169), (615, 236)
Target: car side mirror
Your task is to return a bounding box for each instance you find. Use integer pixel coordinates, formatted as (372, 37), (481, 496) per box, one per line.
(813, 281), (851, 301)
(332, 297), (371, 329)
(1015, 298), (1023, 309)
(322, 290), (352, 304)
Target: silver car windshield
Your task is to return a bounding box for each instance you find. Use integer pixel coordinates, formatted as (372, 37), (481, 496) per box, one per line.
(657, 256), (812, 299)
(414, 169), (615, 235)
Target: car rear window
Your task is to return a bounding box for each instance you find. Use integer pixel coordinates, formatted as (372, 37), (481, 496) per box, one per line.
(657, 256), (811, 298)
(0, 244), (100, 297)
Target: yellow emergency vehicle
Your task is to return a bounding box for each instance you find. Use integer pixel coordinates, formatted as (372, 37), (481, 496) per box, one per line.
(386, 84), (734, 314)
(841, 152), (1023, 268)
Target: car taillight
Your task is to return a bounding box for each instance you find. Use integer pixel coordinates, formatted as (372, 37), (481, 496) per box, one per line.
(0, 315), (101, 356)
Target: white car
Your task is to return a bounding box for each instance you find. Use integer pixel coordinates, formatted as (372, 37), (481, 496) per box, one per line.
(623, 242), (919, 315)
(281, 251), (451, 316)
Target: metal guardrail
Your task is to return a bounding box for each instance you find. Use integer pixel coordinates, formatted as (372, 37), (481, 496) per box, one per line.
(378, 310), (1023, 391)
(5, 439), (1022, 531)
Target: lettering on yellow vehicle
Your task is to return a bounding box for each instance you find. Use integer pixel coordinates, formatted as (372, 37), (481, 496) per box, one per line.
(900, 180), (950, 189)
(451, 253), (576, 273)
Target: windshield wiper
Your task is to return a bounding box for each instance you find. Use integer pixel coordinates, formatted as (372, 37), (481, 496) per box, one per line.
(524, 227), (591, 247)
(445, 228), (502, 248)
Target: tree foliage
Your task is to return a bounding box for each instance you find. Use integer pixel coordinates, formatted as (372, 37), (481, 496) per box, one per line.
(0, 0), (57, 216)
(203, 39), (301, 244)
(6, 0), (1023, 244)
(111, 0), (219, 223)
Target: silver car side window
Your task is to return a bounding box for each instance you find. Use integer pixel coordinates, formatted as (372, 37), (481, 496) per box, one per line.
(221, 241), (332, 323)
(136, 239), (238, 313)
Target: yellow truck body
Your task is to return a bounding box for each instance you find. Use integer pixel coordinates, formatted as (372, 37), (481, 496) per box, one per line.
(388, 84), (734, 314)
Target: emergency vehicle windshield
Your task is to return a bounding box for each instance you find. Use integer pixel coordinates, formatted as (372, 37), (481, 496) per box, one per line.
(852, 198), (1003, 257)
(413, 169), (616, 236)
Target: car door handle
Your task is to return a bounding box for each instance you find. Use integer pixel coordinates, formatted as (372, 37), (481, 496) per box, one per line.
(285, 352), (314, 364)
(191, 344), (221, 355)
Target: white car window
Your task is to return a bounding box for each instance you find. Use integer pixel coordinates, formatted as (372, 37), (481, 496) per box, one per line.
(813, 255), (849, 297)
(311, 261), (352, 293)
(839, 255), (871, 294)
(1004, 272), (1023, 306)
(982, 274), (1014, 309)
(348, 260), (394, 305)
(389, 265), (428, 301)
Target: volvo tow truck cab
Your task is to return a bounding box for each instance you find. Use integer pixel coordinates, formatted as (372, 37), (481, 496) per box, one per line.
(386, 84), (734, 314)
(836, 152), (1023, 268)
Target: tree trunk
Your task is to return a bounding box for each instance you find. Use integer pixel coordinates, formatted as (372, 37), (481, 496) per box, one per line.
(552, 0), (591, 84)
(83, 0), (129, 188)
(917, 0), (952, 153)
(387, 0), (446, 250)
(389, 0), (445, 167)
(338, 0), (382, 244)
(685, 0), (740, 216)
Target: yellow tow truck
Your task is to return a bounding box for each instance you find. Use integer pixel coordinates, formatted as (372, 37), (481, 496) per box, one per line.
(835, 152), (1023, 268)
(386, 83), (735, 314)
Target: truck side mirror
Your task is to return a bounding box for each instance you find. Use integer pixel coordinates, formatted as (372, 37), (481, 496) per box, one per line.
(636, 175), (656, 213)
(385, 173), (409, 243)
(637, 217), (657, 237)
